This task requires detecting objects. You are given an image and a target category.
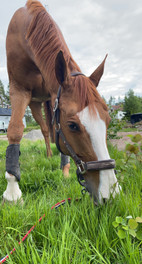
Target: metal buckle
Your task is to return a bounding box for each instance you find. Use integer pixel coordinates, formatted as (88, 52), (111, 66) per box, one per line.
(81, 188), (87, 195)
(77, 161), (86, 175)
(55, 123), (60, 132)
(52, 99), (59, 125)
(53, 98), (58, 112)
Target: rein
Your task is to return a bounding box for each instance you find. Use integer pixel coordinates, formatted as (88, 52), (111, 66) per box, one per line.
(52, 72), (116, 191)
(0, 198), (75, 263)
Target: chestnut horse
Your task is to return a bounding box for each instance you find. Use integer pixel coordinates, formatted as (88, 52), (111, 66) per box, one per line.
(3, 0), (120, 204)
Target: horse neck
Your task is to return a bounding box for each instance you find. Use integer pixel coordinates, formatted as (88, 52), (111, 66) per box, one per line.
(26, 6), (81, 93)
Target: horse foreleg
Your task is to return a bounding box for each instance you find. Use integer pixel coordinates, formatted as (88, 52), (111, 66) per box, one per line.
(60, 154), (70, 178)
(3, 86), (31, 203)
(29, 101), (52, 157)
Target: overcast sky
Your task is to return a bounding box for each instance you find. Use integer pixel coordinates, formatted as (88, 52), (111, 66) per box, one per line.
(0, 0), (142, 101)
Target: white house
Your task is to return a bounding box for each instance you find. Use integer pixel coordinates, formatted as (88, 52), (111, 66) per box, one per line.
(115, 111), (126, 120)
(111, 105), (126, 121)
(0, 108), (26, 132)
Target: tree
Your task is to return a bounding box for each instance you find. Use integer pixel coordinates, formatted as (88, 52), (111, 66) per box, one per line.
(108, 95), (115, 106)
(123, 89), (142, 120)
(0, 81), (11, 107)
(0, 80), (5, 107)
(5, 84), (10, 106)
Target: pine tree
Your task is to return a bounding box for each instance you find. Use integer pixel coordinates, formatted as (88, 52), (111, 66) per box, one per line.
(5, 84), (10, 106)
(0, 80), (5, 107)
(123, 89), (142, 120)
(0, 81), (11, 108)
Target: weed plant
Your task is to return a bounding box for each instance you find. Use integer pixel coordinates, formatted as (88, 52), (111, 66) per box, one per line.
(0, 138), (142, 263)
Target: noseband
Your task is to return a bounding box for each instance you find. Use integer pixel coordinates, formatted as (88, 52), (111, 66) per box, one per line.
(52, 72), (116, 191)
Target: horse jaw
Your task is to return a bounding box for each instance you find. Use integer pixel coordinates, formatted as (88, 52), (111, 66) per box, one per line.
(77, 106), (120, 203)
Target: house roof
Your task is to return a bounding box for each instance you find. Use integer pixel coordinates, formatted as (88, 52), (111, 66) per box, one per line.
(0, 108), (11, 116)
(111, 104), (123, 111)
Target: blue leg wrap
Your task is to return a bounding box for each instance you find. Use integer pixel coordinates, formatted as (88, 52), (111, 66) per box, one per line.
(6, 144), (21, 181)
(60, 154), (70, 169)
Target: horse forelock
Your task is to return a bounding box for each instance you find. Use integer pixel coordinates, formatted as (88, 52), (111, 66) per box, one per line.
(72, 76), (108, 115)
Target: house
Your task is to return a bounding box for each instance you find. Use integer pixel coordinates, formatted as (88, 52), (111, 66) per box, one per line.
(0, 108), (26, 132)
(115, 111), (126, 120)
(111, 104), (126, 120)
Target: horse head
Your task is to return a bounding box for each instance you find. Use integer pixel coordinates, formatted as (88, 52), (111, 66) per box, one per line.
(54, 50), (120, 204)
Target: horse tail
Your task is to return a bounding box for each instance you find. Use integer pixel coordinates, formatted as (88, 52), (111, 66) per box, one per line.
(44, 101), (55, 143)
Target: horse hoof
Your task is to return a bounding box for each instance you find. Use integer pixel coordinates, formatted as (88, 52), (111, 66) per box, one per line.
(2, 197), (24, 206)
(62, 163), (70, 178)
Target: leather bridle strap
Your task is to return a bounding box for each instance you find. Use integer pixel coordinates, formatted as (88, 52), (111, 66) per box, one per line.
(83, 159), (116, 172)
(57, 129), (83, 165)
(52, 71), (85, 158)
(52, 72), (116, 191)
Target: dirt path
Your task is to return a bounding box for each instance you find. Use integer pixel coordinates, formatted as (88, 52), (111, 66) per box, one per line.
(0, 134), (8, 140)
(110, 131), (142, 151)
(0, 130), (44, 141)
(0, 130), (142, 151)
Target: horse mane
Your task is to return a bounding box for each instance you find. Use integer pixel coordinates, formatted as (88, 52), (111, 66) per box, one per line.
(26, 0), (80, 80)
(26, 0), (107, 113)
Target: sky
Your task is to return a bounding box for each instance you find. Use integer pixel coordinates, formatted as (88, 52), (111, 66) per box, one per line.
(0, 0), (142, 101)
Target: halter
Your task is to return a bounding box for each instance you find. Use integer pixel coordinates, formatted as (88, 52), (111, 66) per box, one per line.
(52, 72), (116, 192)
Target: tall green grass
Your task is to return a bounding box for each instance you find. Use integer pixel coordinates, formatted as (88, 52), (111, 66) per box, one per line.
(0, 139), (142, 263)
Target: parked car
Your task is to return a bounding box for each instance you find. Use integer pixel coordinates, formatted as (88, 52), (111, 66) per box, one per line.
(131, 113), (142, 124)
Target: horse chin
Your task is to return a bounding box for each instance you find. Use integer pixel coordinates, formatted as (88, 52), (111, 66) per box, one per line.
(85, 174), (120, 206)
(90, 192), (111, 206)
(88, 191), (105, 206)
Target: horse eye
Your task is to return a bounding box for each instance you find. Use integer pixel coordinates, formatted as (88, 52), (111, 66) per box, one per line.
(68, 122), (80, 132)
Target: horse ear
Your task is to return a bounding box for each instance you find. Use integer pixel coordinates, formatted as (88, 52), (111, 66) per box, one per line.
(55, 50), (68, 85)
(89, 54), (108, 87)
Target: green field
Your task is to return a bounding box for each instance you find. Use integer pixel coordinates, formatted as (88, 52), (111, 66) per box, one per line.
(0, 139), (142, 263)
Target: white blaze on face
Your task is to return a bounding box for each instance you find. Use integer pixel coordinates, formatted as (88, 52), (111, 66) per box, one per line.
(77, 106), (120, 201)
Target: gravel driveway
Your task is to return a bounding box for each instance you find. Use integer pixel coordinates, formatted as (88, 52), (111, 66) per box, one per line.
(110, 131), (142, 151)
(0, 129), (142, 151)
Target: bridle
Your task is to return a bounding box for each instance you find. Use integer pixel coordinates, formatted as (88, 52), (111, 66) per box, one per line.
(52, 72), (116, 192)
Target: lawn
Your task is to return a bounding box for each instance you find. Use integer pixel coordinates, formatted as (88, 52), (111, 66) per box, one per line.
(0, 138), (142, 263)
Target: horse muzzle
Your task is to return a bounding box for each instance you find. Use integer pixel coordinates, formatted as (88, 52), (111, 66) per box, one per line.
(76, 159), (117, 198)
